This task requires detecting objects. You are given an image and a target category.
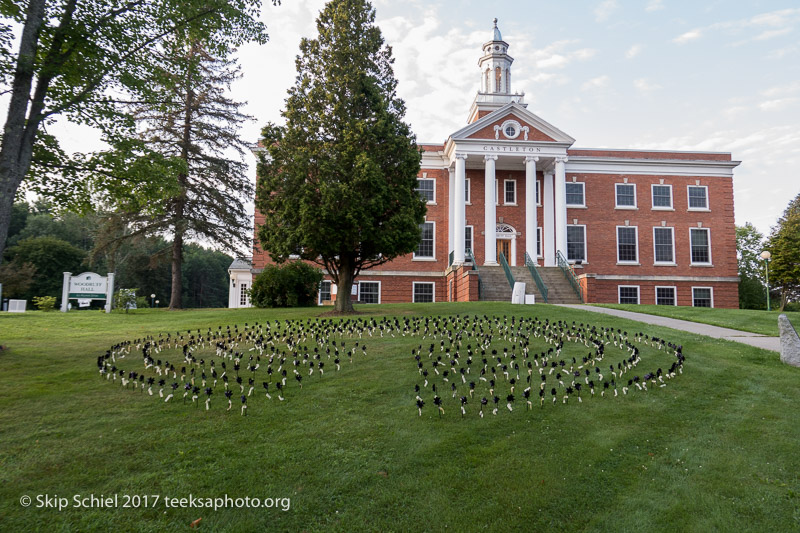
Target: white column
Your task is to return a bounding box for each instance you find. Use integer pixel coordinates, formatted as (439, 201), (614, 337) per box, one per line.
(105, 273), (115, 313)
(525, 156), (539, 263)
(543, 171), (555, 266)
(554, 156), (568, 261)
(484, 155), (498, 265)
(60, 272), (71, 312)
(453, 153), (467, 265)
(448, 166), (455, 255)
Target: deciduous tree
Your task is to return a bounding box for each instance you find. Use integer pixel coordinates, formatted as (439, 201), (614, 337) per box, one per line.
(767, 193), (800, 311)
(0, 0), (274, 261)
(736, 223), (767, 309)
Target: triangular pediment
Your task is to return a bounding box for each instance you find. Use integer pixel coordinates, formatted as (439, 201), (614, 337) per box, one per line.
(450, 102), (575, 145)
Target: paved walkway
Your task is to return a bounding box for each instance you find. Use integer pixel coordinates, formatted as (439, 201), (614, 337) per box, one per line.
(557, 304), (781, 352)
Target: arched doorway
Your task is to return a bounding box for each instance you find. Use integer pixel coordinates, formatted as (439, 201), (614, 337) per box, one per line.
(496, 223), (517, 266)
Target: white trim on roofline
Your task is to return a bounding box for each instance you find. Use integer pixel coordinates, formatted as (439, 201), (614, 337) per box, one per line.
(565, 157), (740, 177)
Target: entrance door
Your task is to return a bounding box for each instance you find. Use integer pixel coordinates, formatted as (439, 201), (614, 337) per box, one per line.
(497, 239), (511, 263)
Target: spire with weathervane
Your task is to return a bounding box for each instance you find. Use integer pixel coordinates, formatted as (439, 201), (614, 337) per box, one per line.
(468, 18), (526, 123)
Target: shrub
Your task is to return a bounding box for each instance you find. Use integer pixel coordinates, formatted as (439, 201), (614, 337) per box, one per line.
(249, 262), (323, 308)
(114, 289), (138, 313)
(32, 296), (57, 312)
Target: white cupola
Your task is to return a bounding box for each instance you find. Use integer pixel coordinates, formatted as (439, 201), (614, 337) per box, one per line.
(479, 18), (513, 94)
(468, 18), (526, 123)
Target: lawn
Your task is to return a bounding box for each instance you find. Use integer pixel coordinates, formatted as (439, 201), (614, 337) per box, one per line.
(1, 303), (798, 532)
(593, 303), (800, 337)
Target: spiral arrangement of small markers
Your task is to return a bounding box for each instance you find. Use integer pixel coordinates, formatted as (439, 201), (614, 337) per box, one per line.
(411, 315), (685, 418)
(95, 315), (685, 418)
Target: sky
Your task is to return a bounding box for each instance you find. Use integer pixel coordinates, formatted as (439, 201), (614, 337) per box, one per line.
(41, 0), (800, 237)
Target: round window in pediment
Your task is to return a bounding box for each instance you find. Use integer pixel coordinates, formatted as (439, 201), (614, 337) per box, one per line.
(501, 120), (521, 140)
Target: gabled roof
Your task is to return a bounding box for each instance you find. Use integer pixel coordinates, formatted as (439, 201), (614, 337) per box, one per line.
(449, 101), (576, 145)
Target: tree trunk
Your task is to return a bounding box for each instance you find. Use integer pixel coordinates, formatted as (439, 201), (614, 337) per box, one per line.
(169, 227), (183, 309)
(334, 260), (355, 313)
(0, 0), (47, 262)
(168, 47), (196, 310)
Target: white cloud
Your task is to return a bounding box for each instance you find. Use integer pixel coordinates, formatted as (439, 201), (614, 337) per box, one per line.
(673, 8), (800, 46)
(529, 40), (597, 70)
(581, 75), (610, 91)
(767, 45), (799, 59)
(723, 106), (748, 117)
(758, 98), (799, 111)
(594, 0), (619, 22)
(634, 78), (661, 92)
(646, 0), (664, 12)
(760, 81), (800, 98)
(754, 27), (793, 41)
(625, 44), (642, 59)
(673, 29), (702, 44)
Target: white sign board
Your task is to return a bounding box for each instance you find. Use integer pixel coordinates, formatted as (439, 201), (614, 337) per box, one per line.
(61, 272), (115, 313)
(9, 299), (26, 312)
(68, 272), (108, 299)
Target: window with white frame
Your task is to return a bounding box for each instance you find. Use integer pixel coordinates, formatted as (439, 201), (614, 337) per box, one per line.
(690, 228), (711, 264)
(536, 180), (541, 205)
(615, 183), (636, 208)
(318, 280), (332, 305)
(416, 178), (435, 203)
(413, 282), (435, 303)
(464, 178), (471, 204)
(618, 285), (640, 304)
(656, 286), (676, 306)
(616, 226), (639, 263)
(414, 221), (435, 259)
(692, 287), (713, 307)
(537, 227), (543, 258)
(504, 179), (516, 204)
(465, 226), (473, 255)
(653, 227), (675, 264)
(566, 225), (586, 262)
(687, 185), (708, 210)
(240, 283), (249, 306)
(566, 182), (585, 206)
(358, 281), (380, 304)
(652, 184), (673, 209)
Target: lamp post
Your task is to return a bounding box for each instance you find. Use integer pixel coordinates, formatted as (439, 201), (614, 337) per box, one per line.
(150, 293), (156, 308)
(759, 251), (771, 311)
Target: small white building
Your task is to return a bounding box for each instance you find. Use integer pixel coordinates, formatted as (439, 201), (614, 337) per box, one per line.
(227, 257), (253, 308)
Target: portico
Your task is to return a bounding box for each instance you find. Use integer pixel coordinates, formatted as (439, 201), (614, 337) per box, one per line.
(445, 119), (574, 269)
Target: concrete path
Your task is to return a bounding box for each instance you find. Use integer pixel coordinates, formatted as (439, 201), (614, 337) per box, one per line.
(557, 304), (781, 352)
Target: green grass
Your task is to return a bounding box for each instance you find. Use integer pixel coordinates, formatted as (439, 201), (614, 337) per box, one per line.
(1, 303), (799, 532)
(593, 303), (800, 336)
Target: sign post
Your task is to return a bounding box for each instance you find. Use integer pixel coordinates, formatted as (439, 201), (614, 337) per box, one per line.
(60, 272), (71, 312)
(61, 272), (114, 313)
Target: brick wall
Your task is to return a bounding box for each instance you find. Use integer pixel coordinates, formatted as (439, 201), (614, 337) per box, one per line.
(564, 172), (738, 279)
(582, 277), (739, 309)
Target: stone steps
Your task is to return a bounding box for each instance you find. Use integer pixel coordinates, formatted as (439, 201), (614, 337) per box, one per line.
(476, 264), (583, 304)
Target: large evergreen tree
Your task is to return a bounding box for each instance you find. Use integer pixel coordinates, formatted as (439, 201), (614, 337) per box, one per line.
(111, 40), (254, 309)
(0, 0), (273, 262)
(767, 193), (800, 310)
(255, 0), (425, 313)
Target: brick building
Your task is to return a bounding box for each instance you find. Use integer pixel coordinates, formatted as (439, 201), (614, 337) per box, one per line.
(230, 19), (740, 309)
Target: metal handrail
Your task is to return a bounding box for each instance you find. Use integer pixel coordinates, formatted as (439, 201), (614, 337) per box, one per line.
(556, 250), (585, 303)
(465, 249), (482, 300)
(524, 252), (548, 303)
(498, 252), (515, 290)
